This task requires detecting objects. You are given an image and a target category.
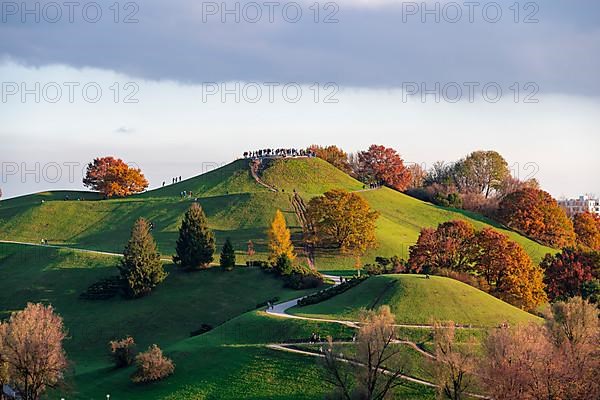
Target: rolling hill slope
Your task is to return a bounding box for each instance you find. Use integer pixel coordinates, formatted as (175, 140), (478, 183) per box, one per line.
(0, 157), (553, 268)
(290, 274), (542, 327)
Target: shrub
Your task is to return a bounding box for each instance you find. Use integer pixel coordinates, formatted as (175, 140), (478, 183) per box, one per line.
(435, 268), (489, 292)
(275, 254), (294, 275)
(285, 270), (323, 290)
(365, 256), (407, 275)
(280, 262), (324, 289)
(109, 336), (136, 368)
(433, 192), (462, 208)
(80, 275), (123, 300)
(131, 344), (175, 384)
(364, 262), (384, 275)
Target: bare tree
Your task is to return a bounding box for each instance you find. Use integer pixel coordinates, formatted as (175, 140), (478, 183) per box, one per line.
(430, 321), (476, 400)
(481, 297), (600, 400)
(322, 306), (408, 400)
(0, 303), (68, 400)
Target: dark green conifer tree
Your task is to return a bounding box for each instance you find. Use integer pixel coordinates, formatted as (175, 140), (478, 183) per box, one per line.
(119, 218), (166, 298)
(220, 238), (236, 271)
(174, 203), (216, 269)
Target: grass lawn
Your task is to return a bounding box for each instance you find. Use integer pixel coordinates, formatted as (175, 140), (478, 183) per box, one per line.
(289, 274), (542, 327)
(0, 243), (315, 368)
(62, 309), (436, 400)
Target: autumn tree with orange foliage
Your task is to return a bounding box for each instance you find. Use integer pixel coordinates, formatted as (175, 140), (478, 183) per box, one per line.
(474, 228), (546, 309)
(268, 209), (295, 264)
(357, 145), (411, 190)
(0, 303), (68, 400)
(83, 156), (148, 197)
(307, 189), (379, 259)
(308, 144), (352, 174)
(497, 187), (575, 248)
(573, 211), (600, 251)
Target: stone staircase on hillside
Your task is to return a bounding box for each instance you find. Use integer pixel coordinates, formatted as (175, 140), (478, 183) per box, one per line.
(249, 159), (278, 192)
(291, 192), (316, 269)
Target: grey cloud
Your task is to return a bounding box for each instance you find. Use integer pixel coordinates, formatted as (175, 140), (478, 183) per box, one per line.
(0, 0), (599, 95)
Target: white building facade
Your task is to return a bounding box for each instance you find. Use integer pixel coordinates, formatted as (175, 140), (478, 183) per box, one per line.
(559, 195), (600, 217)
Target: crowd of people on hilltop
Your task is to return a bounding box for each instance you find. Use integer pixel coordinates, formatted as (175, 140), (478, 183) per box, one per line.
(243, 148), (316, 159)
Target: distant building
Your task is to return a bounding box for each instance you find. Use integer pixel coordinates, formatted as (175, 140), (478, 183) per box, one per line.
(558, 195), (600, 217)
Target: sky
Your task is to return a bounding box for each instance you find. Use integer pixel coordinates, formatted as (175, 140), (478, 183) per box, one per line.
(1, 0), (599, 199)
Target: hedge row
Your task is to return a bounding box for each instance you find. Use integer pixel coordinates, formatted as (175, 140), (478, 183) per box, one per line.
(297, 276), (368, 307)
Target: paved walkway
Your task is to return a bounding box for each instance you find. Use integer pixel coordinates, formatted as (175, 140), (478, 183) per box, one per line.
(266, 275), (474, 330)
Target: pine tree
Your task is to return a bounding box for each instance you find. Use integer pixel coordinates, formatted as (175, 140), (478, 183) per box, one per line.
(220, 238), (236, 271)
(119, 218), (166, 298)
(174, 203), (216, 269)
(268, 209), (295, 265)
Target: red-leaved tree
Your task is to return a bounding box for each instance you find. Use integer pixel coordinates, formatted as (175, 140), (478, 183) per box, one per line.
(541, 248), (599, 301)
(83, 156), (148, 198)
(357, 145), (411, 190)
(407, 220), (476, 273)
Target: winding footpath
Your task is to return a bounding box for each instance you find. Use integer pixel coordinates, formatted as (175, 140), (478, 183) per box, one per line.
(0, 240), (174, 262)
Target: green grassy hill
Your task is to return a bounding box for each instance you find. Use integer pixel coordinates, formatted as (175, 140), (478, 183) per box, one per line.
(0, 243), (316, 370)
(0, 157), (553, 268)
(290, 274), (542, 327)
(0, 157), (554, 399)
(0, 243), (434, 400)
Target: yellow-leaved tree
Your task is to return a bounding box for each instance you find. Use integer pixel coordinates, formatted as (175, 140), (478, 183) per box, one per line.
(268, 210), (295, 264)
(306, 189), (379, 264)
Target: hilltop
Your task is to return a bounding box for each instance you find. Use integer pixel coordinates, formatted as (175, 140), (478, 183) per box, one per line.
(0, 156), (554, 268)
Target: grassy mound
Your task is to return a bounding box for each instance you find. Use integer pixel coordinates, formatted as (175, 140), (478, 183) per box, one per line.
(0, 158), (553, 269)
(289, 274), (542, 327)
